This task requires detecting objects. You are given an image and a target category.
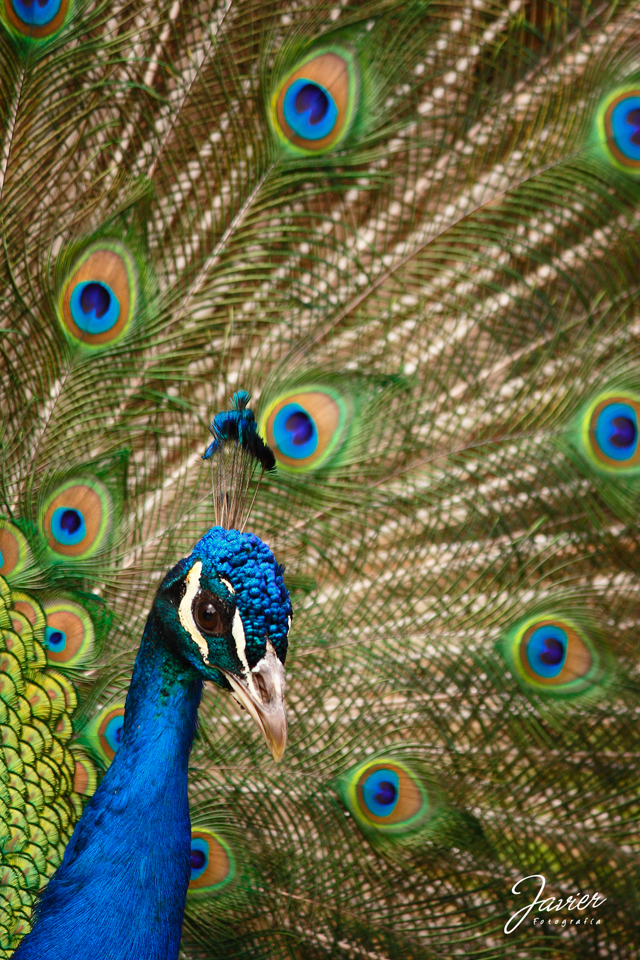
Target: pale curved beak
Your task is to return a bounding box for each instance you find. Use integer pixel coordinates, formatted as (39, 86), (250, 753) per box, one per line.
(220, 640), (287, 762)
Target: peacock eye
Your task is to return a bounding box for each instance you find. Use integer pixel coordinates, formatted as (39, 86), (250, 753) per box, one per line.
(6, 0), (69, 37)
(337, 757), (431, 842)
(499, 612), (609, 701)
(58, 241), (138, 348)
(259, 387), (347, 471)
(188, 830), (235, 893)
(599, 88), (640, 171)
(42, 599), (96, 668)
(270, 47), (359, 155)
(40, 477), (112, 559)
(194, 595), (224, 634)
(587, 395), (640, 469)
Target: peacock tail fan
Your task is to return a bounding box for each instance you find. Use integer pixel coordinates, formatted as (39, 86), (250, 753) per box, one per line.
(1, 0), (639, 958)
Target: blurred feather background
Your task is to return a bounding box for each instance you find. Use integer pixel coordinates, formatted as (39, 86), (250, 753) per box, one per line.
(0, 0), (639, 956)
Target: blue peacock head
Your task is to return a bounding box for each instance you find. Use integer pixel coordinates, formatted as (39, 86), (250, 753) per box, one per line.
(156, 525), (291, 761)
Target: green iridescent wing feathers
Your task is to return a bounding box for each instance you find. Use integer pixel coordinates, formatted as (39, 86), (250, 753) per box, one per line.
(1, 0), (640, 956)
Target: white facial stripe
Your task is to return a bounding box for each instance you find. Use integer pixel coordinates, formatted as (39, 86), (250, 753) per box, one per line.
(232, 608), (250, 676)
(178, 561), (210, 665)
(220, 577), (235, 594)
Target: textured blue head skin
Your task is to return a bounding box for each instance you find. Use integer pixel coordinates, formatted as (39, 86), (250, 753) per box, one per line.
(13, 526), (291, 960)
(191, 526), (291, 668)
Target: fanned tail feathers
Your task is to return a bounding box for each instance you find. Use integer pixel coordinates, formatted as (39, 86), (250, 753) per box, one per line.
(1, 0), (640, 957)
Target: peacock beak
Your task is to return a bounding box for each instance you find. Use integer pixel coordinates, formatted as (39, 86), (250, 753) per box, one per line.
(219, 640), (287, 762)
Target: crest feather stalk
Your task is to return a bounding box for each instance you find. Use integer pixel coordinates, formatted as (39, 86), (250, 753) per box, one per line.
(203, 391), (276, 531)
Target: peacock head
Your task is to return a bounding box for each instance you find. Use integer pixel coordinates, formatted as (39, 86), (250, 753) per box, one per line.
(156, 525), (291, 762)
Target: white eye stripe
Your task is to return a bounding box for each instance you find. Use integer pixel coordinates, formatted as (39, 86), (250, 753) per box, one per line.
(178, 561), (210, 665)
(220, 577), (235, 594)
(232, 608), (250, 676)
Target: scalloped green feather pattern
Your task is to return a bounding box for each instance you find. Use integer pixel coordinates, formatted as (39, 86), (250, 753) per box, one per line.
(0, 575), (95, 953)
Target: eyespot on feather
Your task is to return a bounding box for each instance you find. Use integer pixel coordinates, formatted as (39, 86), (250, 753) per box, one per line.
(42, 599), (95, 669)
(581, 394), (640, 472)
(188, 830), (234, 894)
(3, 0), (69, 38)
(0, 522), (32, 579)
(98, 707), (125, 762)
(78, 702), (126, 766)
(40, 479), (111, 559)
(597, 88), (640, 172)
(58, 242), (137, 347)
(338, 758), (429, 835)
(83, 705), (126, 765)
(500, 614), (605, 697)
(271, 47), (359, 154)
(260, 389), (346, 471)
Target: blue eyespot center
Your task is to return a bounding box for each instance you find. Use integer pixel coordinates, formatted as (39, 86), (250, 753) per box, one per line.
(610, 415), (636, 449)
(51, 507), (86, 545)
(80, 282), (111, 318)
(283, 79), (338, 141)
(11, 0), (61, 26)
(362, 768), (400, 818)
(595, 402), (638, 460)
(70, 280), (120, 334)
(526, 625), (567, 678)
(286, 410), (314, 445)
(610, 95), (640, 162)
(375, 781), (397, 805)
(295, 83), (329, 125)
(44, 627), (66, 652)
(538, 637), (563, 666)
(190, 837), (209, 880)
(627, 107), (640, 147)
(273, 404), (318, 459)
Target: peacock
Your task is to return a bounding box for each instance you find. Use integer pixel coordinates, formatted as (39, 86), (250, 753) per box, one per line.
(0, 0), (639, 956)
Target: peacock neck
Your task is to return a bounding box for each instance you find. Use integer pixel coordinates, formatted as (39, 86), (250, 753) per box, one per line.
(13, 610), (203, 960)
(120, 609), (204, 773)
